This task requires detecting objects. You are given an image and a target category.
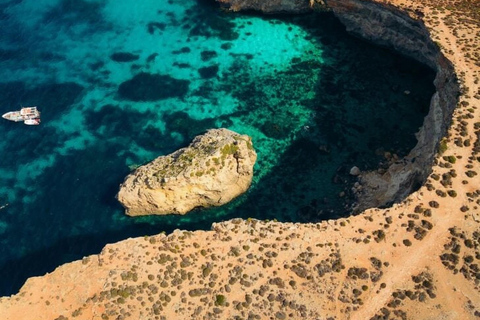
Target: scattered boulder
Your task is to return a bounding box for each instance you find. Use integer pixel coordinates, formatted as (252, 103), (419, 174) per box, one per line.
(117, 128), (257, 216)
(350, 166), (361, 176)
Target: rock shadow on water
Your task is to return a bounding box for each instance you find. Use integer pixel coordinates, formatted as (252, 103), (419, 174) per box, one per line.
(222, 136), (354, 223)
(117, 72), (190, 102)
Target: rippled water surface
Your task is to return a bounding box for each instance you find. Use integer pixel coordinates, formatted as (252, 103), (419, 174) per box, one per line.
(0, 0), (435, 295)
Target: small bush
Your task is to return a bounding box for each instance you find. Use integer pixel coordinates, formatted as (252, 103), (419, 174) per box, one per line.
(215, 294), (227, 306)
(439, 139), (448, 154)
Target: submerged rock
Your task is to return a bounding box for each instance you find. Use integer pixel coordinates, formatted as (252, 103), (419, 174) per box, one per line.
(110, 52), (139, 62)
(117, 128), (257, 216)
(349, 166), (361, 176)
(118, 72), (190, 101)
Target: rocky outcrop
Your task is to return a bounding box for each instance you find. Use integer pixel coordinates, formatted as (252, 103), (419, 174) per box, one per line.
(217, 0), (459, 211)
(117, 129), (257, 216)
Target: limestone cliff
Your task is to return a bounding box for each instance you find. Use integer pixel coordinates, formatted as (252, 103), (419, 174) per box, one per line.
(216, 0), (311, 13)
(117, 128), (257, 216)
(323, 0), (459, 212)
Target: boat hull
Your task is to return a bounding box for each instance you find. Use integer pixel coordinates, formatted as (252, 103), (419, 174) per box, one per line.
(2, 106), (41, 124)
(24, 119), (40, 125)
(2, 111), (24, 122)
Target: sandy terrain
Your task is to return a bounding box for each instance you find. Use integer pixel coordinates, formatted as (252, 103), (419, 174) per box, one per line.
(0, 0), (479, 319)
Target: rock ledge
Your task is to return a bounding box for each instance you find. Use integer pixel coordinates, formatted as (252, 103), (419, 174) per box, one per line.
(117, 128), (257, 216)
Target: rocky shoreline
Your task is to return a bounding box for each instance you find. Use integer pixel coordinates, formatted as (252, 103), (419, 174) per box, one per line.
(0, 0), (479, 319)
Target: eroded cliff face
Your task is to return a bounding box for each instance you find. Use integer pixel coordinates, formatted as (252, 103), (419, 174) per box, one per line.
(324, 0), (459, 211)
(218, 0), (460, 211)
(216, 0), (311, 13)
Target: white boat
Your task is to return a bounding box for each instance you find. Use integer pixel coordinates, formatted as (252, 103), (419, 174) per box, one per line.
(2, 106), (41, 125)
(24, 118), (40, 125)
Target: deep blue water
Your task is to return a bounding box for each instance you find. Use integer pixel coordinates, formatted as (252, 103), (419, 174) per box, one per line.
(0, 0), (435, 296)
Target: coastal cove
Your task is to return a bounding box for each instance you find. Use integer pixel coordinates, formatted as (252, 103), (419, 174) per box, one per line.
(1, 0), (479, 318)
(0, 0), (437, 297)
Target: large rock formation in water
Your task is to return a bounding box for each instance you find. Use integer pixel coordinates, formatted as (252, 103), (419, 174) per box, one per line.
(117, 128), (257, 216)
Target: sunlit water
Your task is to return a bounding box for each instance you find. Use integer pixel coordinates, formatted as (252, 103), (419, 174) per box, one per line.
(0, 0), (435, 295)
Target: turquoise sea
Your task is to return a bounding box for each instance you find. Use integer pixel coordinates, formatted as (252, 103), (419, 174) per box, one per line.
(0, 0), (435, 296)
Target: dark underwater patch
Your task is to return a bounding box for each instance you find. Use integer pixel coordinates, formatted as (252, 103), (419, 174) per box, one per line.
(84, 104), (152, 137)
(0, 81), (84, 120)
(198, 65), (219, 79)
(110, 52), (140, 62)
(201, 50), (217, 61)
(185, 0), (239, 41)
(146, 53), (158, 64)
(43, 0), (109, 32)
(0, 81), (26, 107)
(0, 48), (27, 61)
(260, 121), (291, 140)
(89, 61), (105, 71)
(24, 82), (85, 120)
(173, 62), (191, 69)
(221, 42), (233, 50)
(118, 72), (190, 101)
(147, 22), (167, 34)
(0, 48), (64, 63)
(172, 47), (191, 54)
(83, 104), (180, 154)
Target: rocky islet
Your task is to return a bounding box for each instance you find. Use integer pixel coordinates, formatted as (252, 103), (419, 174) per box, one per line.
(117, 128), (257, 216)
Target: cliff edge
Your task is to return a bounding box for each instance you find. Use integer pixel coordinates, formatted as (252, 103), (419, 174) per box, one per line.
(117, 128), (257, 216)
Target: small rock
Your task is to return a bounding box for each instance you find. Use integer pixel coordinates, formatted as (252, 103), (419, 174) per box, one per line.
(350, 166), (361, 176)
